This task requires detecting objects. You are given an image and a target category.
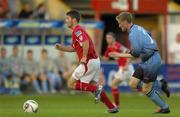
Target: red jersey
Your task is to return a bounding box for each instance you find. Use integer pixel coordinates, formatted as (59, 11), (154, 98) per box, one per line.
(104, 41), (128, 67)
(72, 25), (98, 62)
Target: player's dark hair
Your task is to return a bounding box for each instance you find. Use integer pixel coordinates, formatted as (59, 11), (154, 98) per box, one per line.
(66, 10), (81, 23)
(106, 32), (116, 39)
(116, 12), (133, 23)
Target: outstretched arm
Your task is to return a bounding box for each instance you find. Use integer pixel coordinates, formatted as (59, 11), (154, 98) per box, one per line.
(55, 43), (75, 52)
(109, 52), (133, 58)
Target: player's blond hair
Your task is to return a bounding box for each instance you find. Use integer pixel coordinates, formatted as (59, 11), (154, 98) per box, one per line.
(116, 12), (133, 23)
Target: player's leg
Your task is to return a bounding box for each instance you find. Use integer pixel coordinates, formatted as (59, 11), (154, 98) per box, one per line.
(111, 77), (122, 108)
(67, 61), (99, 92)
(67, 75), (98, 92)
(30, 74), (42, 94)
(129, 66), (143, 91)
(39, 73), (48, 93)
(67, 77), (76, 89)
(91, 69), (119, 113)
(110, 67), (123, 107)
(143, 82), (170, 114)
(155, 76), (170, 98)
(153, 77), (170, 98)
(129, 76), (141, 91)
(85, 59), (118, 113)
(145, 53), (170, 113)
(160, 79), (170, 97)
(90, 81), (119, 113)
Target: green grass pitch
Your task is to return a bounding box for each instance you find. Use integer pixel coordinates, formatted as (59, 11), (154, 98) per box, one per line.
(0, 93), (179, 117)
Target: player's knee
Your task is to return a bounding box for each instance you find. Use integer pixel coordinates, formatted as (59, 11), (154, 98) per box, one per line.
(111, 78), (122, 88)
(111, 81), (119, 88)
(142, 87), (151, 95)
(111, 83), (116, 88)
(110, 80), (116, 88)
(129, 81), (137, 89)
(67, 80), (74, 89)
(67, 78), (76, 89)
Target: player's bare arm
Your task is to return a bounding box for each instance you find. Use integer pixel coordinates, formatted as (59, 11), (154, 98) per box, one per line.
(80, 40), (89, 64)
(55, 43), (75, 52)
(102, 56), (109, 60)
(109, 52), (133, 58)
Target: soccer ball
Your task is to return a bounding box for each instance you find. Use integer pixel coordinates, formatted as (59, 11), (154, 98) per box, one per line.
(23, 100), (38, 113)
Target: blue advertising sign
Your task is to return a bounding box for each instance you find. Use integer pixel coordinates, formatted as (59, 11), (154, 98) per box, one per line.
(24, 35), (41, 45)
(3, 35), (21, 45)
(16, 20), (64, 29)
(159, 64), (180, 92)
(0, 20), (15, 28)
(0, 20), (64, 29)
(0, 20), (104, 29)
(45, 35), (61, 45)
(64, 35), (72, 46)
(80, 21), (105, 29)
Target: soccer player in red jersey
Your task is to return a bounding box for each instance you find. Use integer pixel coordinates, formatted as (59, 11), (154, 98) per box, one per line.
(55, 10), (118, 113)
(102, 32), (134, 108)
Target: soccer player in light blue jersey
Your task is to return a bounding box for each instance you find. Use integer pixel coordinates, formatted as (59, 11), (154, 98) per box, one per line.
(109, 12), (170, 114)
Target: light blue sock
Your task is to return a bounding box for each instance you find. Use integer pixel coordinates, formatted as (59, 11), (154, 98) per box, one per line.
(146, 88), (168, 109)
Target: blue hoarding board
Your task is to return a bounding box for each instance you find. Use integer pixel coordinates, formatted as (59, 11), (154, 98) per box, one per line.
(3, 35), (21, 45)
(101, 63), (180, 93)
(24, 35), (41, 45)
(64, 35), (72, 46)
(45, 35), (61, 45)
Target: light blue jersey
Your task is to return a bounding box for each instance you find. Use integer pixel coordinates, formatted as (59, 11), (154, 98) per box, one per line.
(129, 24), (161, 81)
(129, 24), (158, 61)
(128, 25), (169, 111)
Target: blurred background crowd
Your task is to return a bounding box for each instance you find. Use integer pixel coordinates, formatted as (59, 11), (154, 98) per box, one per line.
(0, 0), (180, 95)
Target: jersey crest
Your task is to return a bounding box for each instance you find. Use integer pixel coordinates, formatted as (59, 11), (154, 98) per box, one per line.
(75, 30), (82, 37)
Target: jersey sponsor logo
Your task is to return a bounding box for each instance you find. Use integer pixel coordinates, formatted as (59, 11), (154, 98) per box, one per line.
(75, 30), (82, 37)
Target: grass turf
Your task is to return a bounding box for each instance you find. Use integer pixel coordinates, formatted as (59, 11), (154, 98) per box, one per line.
(0, 93), (179, 117)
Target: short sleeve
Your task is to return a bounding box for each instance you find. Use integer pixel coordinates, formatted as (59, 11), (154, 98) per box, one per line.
(129, 32), (141, 57)
(74, 29), (88, 42)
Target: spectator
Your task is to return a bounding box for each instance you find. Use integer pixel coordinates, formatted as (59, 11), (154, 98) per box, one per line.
(0, 4), (8, 19)
(39, 49), (62, 93)
(169, 33), (180, 64)
(0, 47), (20, 95)
(7, 0), (20, 18)
(54, 51), (72, 79)
(8, 46), (22, 95)
(18, 2), (33, 19)
(0, 47), (11, 94)
(54, 51), (74, 89)
(33, 3), (49, 20)
(21, 49), (42, 94)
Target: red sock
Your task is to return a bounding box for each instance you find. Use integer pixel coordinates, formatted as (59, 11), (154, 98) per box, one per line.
(100, 91), (115, 109)
(112, 88), (119, 107)
(75, 81), (97, 92)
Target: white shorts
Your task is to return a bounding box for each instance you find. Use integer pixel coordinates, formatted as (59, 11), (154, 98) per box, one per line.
(72, 58), (100, 83)
(114, 64), (134, 81)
